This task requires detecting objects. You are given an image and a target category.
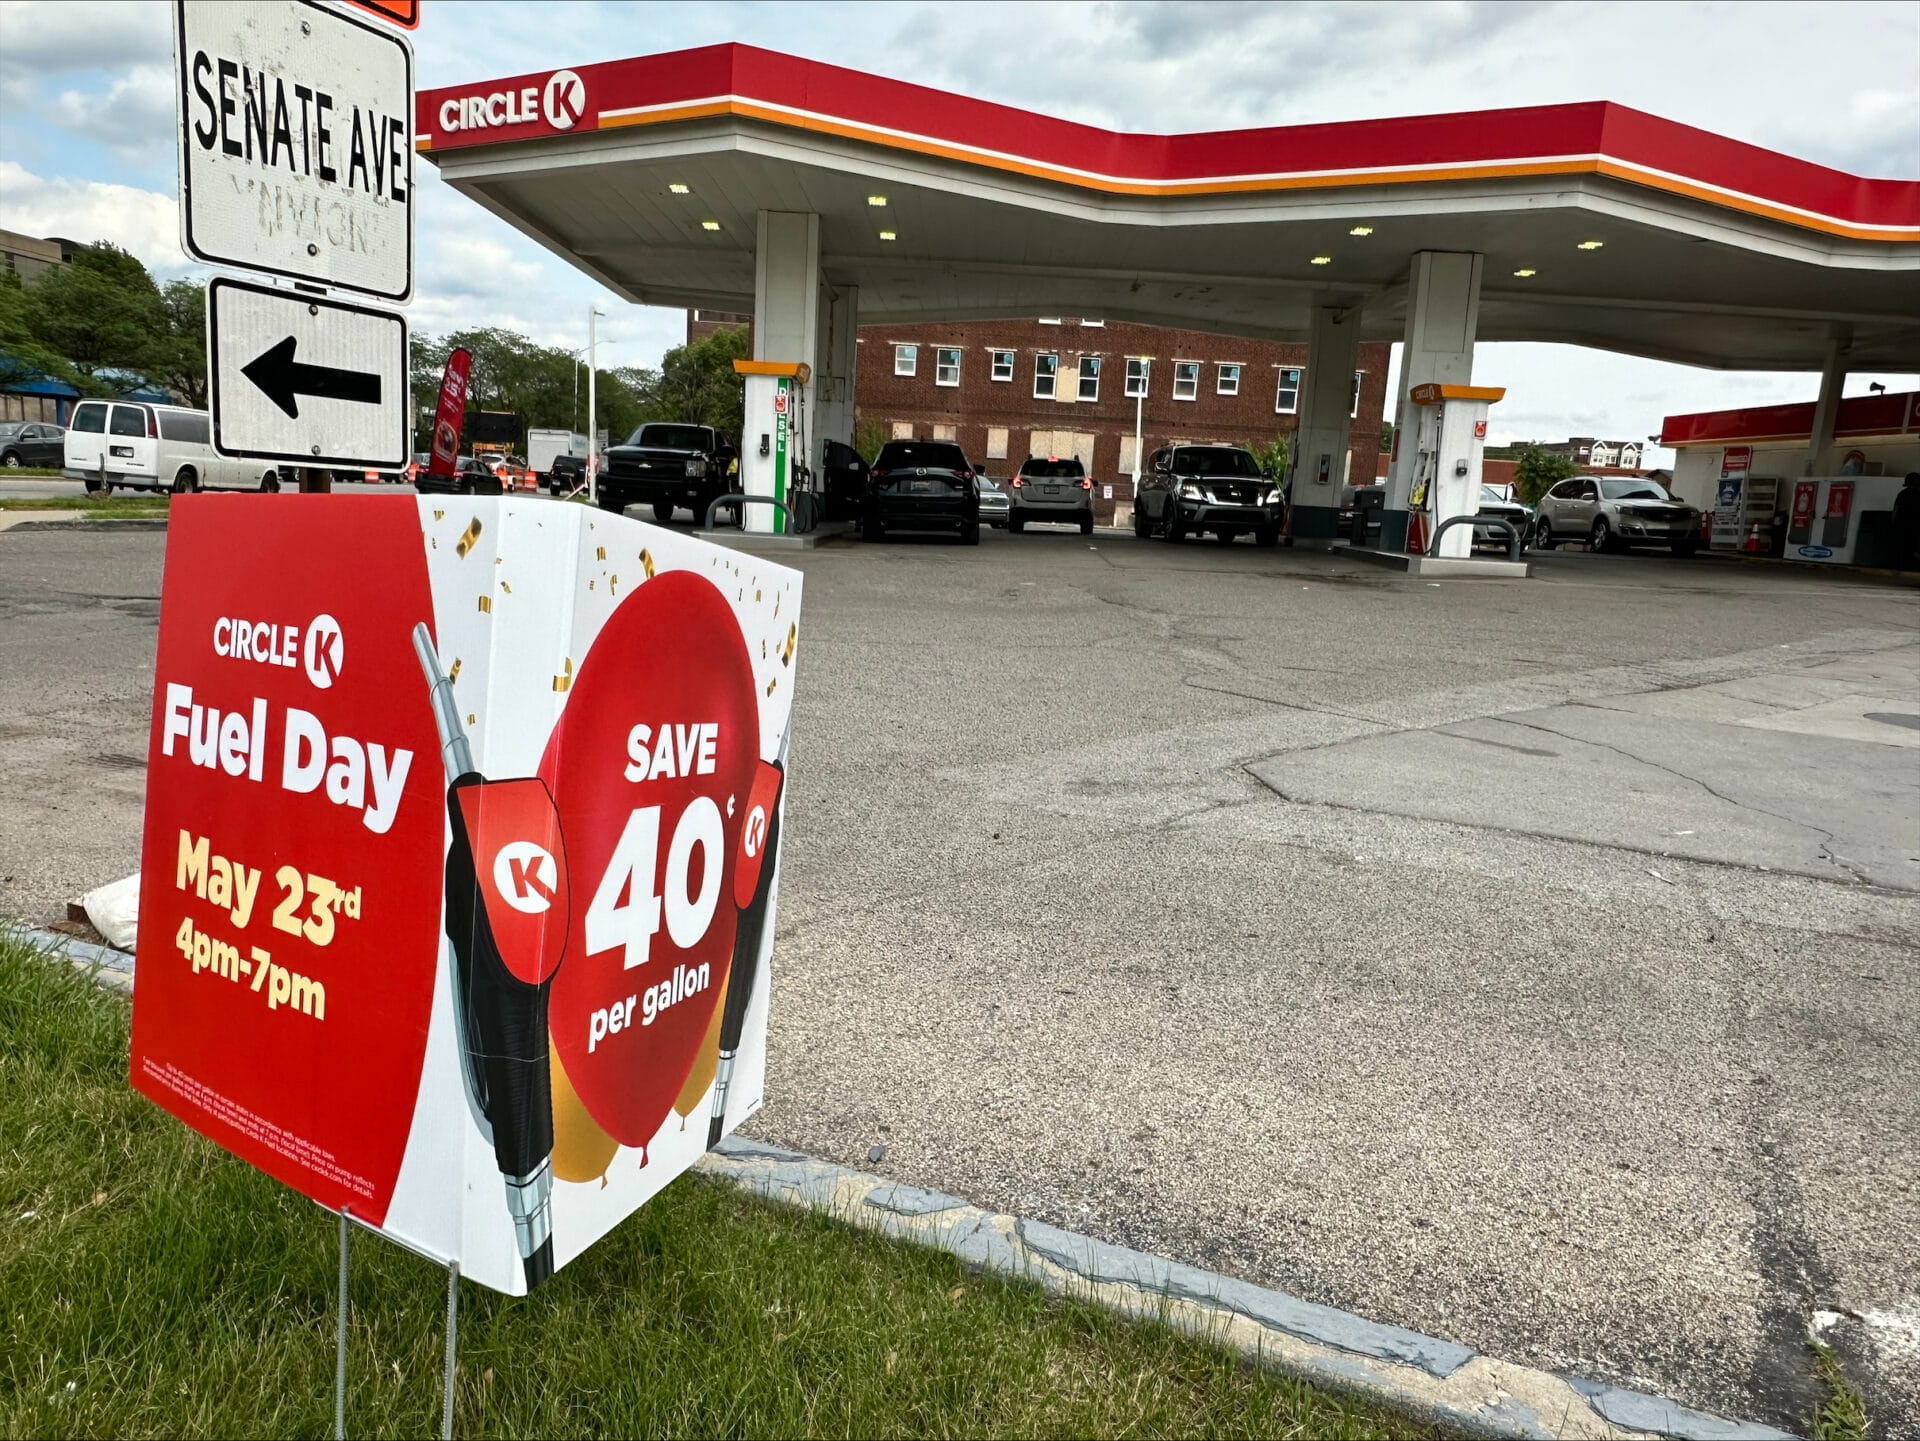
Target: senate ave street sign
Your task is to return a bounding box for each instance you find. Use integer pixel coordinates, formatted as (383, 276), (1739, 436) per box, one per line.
(174, 0), (414, 301)
(208, 277), (408, 469)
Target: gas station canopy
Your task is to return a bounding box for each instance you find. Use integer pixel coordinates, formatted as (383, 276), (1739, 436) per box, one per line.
(418, 44), (1920, 371)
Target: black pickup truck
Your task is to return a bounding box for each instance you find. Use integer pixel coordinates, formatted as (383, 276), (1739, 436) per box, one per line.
(598, 422), (736, 523)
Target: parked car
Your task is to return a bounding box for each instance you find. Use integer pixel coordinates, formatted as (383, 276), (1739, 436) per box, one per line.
(0, 420), (64, 468)
(63, 400), (281, 493)
(1008, 455), (1092, 534)
(863, 439), (979, 543)
(1533, 475), (1700, 555)
(599, 422), (736, 522)
(821, 438), (869, 521)
(1473, 484), (1532, 551)
(416, 455), (505, 496)
(974, 473), (1010, 528)
(1134, 443), (1283, 545)
(545, 452), (586, 493)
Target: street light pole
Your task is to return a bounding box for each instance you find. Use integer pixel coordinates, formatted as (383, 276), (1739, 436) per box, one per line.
(586, 306), (605, 504)
(1131, 356), (1151, 487)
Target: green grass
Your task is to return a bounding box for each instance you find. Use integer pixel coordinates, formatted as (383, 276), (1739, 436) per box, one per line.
(0, 466), (65, 477)
(1809, 1341), (1868, 1441)
(0, 938), (1423, 1440)
(0, 495), (170, 514)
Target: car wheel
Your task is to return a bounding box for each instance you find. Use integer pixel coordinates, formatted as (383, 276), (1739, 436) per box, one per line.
(862, 517), (885, 542)
(1, 450), (20, 468)
(1591, 517), (1614, 553)
(259, 471), (280, 493)
(1254, 525), (1279, 548)
(1534, 520), (1555, 550)
(1079, 513), (1094, 536)
(83, 472), (107, 494)
(652, 501), (675, 524)
(596, 492), (625, 514)
(172, 469), (198, 495)
(1162, 505), (1185, 542)
(1132, 506), (1151, 539)
(960, 521), (980, 546)
(1672, 540), (1698, 558)
(1009, 517), (1024, 534)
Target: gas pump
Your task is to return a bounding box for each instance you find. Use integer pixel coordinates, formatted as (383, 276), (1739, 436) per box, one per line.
(1406, 383), (1505, 558)
(732, 359), (812, 535)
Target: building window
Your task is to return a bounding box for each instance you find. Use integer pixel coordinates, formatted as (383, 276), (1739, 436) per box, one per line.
(1125, 358), (1149, 398)
(1275, 367), (1301, 414)
(990, 350), (1014, 382)
(1038, 317), (1062, 325)
(1034, 353), (1058, 399)
(1078, 356), (1100, 401)
(894, 344), (917, 377)
(932, 423), (957, 442)
(890, 421), (914, 440)
(986, 426), (1009, 459)
(1351, 370), (1363, 418)
(1118, 434), (1139, 475)
(936, 347), (961, 387)
(1217, 364), (1241, 396)
(1173, 361), (1199, 401)
(1079, 318), (1104, 327)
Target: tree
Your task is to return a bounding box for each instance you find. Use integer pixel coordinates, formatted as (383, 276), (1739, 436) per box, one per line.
(643, 324), (749, 439)
(23, 243), (163, 382)
(1251, 433), (1289, 482)
(1513, 445), (1577, 505)
(853, 415), (887, 464)
(0, 269), (76, 391)
(147, 279), (208, 408)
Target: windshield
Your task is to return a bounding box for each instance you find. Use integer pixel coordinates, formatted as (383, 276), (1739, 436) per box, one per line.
(1480, 485), (1513, 504)
(1021, 457), (1084, 478)
(1601, 479), (1671, 501)
(876, 441), (968, 472)
(629, 424), (712, 451)
(1174, 447), (1260, 478)
(0, 423), (22, 438)
(973, 475), (1002, 493)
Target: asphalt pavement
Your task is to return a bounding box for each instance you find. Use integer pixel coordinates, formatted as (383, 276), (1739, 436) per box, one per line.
(1, 512), (1915, 1433)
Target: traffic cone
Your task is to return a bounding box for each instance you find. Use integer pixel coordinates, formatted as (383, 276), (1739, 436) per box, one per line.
(1744, 523), (1763, 554)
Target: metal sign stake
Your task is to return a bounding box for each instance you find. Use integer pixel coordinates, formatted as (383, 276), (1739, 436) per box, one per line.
(441, 1261), (460, 1441)
(335, 1208), (350, 1441)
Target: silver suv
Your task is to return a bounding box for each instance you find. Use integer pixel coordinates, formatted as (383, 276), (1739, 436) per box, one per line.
(1534, 475), (1701, 556)
(1009, 455), (1093, 534)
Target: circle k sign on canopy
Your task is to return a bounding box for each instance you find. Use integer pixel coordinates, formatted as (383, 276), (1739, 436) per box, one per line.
(437, 70), (588, 136)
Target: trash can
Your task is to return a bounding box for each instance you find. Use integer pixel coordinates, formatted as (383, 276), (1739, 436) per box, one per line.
(1350, 485), (1385, 546)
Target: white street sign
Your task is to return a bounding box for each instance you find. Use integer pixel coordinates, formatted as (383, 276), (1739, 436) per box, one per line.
(209, 276), (408, 469)
(174, 0), (414, 301)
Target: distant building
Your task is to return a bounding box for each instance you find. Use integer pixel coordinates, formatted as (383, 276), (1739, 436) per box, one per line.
(855, 317), (1389, 521)
(0, 230), (80, 284)
(1514, 436), (1650, 471)
(685, 309), (751, 345)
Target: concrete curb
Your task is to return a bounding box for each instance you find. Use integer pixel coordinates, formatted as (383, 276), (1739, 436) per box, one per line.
(0, 515), (169, 532)
(698, 1138), (1796, 1441)
(3, 923), (134, 991)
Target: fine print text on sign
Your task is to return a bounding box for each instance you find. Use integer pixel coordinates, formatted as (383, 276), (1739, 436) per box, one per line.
(173, 0), (414, 301)
(207, 276), (408, 469)
(130, 499), (803, 1294)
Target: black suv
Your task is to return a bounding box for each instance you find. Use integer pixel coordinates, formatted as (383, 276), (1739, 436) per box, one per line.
(864, 440), (980, 544)
(599, 422), (735, 522)
(1134, 443), (1284, 546)
(417, 455), (505, 496)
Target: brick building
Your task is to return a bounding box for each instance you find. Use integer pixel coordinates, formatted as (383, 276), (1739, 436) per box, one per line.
(854, 317), (1390, 520)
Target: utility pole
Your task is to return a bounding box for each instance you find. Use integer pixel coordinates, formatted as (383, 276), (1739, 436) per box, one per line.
(586, 305), (605, 504)
(1131, 355), (1151, 487)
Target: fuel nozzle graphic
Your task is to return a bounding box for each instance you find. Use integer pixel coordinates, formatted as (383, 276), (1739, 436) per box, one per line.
(412, 622), (569, 1290)
(708, 741), (787, 1150)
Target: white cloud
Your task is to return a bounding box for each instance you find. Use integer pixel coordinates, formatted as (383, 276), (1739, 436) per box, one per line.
(0, 0), (167, 79)
(49, 64), (174, 165)
(0, 160), (187, 274)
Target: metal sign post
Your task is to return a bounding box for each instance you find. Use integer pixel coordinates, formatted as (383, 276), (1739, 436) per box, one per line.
(335, 1206), (461, 1441)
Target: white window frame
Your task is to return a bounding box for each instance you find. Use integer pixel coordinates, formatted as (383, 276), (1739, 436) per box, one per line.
(894, 344), (917, 377)
(1079, 318), (1105, 328)
(1217, 364), (1241, 396)
(1077, 356), (1100, 402)
(1275, 367), (1301, 414)
(989, 349), (1015, 383)
(935, 347), (961, 387)
(1033, 353), (1058, 400)
(1037, 317), (1063, 326)
(1124, 358), (1149, 398)
(1172, 361), (1199, 402)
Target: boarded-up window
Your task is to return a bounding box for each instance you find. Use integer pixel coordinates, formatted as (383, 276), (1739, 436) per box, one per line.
(1118, 435), (1139, 475)
(932, 423), (957, 441)
(890, 421), (914, 440)
(986, 426), (1009, 459)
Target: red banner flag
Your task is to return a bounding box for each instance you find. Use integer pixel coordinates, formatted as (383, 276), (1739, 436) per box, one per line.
(426, 348), (472, 482)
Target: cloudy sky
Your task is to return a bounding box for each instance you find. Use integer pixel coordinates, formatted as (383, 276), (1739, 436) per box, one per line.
(2, 0), (1915, 456)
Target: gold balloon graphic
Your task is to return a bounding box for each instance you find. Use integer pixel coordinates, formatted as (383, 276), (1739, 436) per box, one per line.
(548, 1039), (619, 1183)
(673, 974), (729, 1130)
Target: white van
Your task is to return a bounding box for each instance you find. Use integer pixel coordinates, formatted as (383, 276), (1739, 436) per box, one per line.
(63, 400), (283, 494)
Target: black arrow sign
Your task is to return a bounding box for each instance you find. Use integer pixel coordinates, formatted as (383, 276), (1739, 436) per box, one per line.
(241, 336), (382, 420)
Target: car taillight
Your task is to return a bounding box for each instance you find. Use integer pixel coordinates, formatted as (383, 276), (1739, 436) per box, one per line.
(1079, 478), (1092, 490)
(1010, 477), (1024, 488)
(146, 412), (157, 438)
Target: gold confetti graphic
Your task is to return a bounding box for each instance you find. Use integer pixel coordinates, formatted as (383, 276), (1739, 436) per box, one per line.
(477, 596), (492, 613)
(433, 509), (445, 520)
(448, 658), (462, 682)
(500, 580), (512, 595)
(765, 677), (777, 695)
(755, 588), (762, 602)
(610, 575), (620, 597)
(640, 548), (656, 579)
(466, 713), (476, 726)
(455, 517), (482, 558)
(596, 546), (606, 561)
(782, 622), (797, 666)
(553, 658), (573, 693)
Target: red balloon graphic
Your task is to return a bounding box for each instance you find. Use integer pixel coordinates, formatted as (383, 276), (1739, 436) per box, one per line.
(541, 571), (759, 1148)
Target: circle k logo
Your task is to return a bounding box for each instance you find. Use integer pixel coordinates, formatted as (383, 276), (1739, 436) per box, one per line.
(303, 614), (344, 689)
(543, 70), (586, 130)
(493, 841), (559, 914)
(743, 804), (768, 860)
